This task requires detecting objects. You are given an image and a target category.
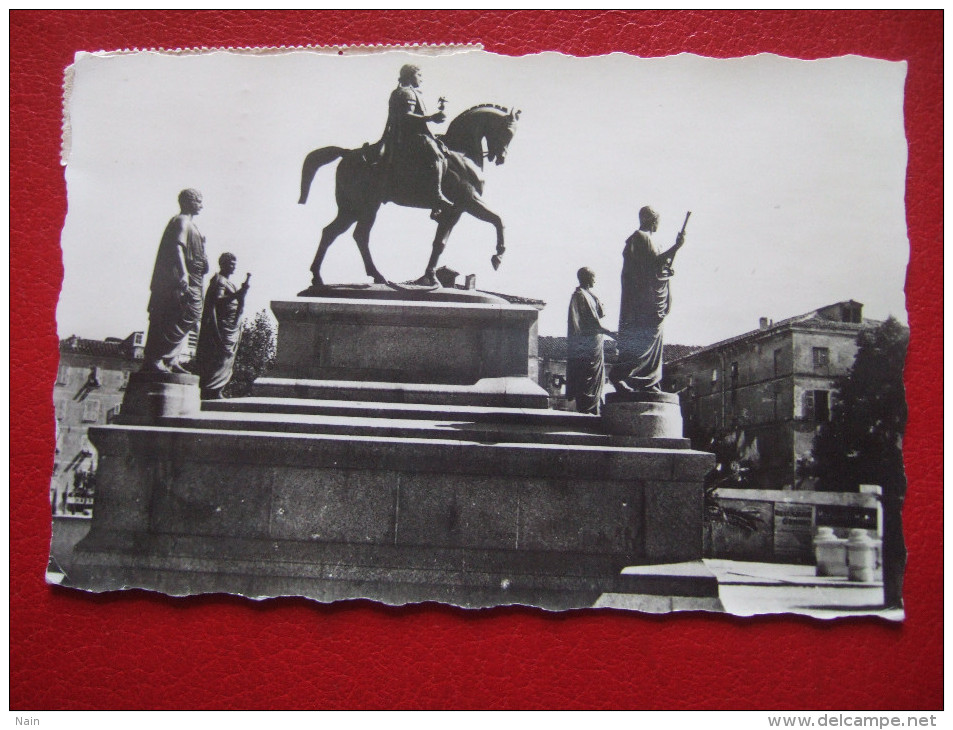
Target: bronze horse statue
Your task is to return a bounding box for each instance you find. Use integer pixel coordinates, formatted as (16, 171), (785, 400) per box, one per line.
(298, 104), (520, 287)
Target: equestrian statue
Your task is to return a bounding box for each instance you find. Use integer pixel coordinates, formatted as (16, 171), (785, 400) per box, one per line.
(299, 63), (520, 288)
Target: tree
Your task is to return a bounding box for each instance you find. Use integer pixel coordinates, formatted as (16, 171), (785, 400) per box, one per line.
(687, 424), (764, 537)
(811, 317), (908, 608)
(223, 309), (278, 398)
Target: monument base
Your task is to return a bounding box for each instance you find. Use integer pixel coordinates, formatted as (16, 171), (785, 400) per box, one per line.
(119, 371), (200, 424)
(601, 391), (688, 447)
(72, 394), (717, 611)
(70, 289), (718, 612)
(594, 562), (726, 613)
(270, 293), (544, 387)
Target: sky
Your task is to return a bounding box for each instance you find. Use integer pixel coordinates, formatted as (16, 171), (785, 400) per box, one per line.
(58, 49), (908, 345)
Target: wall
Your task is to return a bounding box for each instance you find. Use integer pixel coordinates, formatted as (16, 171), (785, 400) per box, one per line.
(706, 488), (881, 564)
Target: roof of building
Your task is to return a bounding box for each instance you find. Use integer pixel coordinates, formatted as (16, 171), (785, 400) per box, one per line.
(667, 301), (877, 364)
(59, 334), (142, 361)
(538, 336), (567, 360)
(665, 343), (704, 361)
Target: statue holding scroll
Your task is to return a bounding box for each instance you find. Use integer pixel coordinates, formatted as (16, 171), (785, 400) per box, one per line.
(610, 206), (689, 393)
(195, 253), (250, 400)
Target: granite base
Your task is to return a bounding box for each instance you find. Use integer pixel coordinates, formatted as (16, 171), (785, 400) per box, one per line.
(71, 418), (717, 610)
(119, 371), (200, 424)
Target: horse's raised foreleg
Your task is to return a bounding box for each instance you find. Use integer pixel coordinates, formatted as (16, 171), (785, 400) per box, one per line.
(416, 209), (463, 286)
(353, 211), (387, 284)
(311, 212), (356, 286)
(463, 198), (506, 270)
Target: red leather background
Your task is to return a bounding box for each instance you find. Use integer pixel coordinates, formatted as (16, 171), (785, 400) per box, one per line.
(10, 11), (942, 710)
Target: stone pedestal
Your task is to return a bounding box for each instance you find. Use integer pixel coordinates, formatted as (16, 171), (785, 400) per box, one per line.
(70, 287), (719, 611)
(265, 289), (549, 408)
(601, 391), (688, 448)
(72, 420), (717, 609)
(118, 371), (200, 424)
(271, 292), (540, 385)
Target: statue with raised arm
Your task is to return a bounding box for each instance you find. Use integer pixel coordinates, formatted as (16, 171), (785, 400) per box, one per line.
(142, 188), (209, 373)
(380, 63), (453, 219)
(195, 253), (249, 400)
(566, 267), (615, 415)
(610, 206), (688, 393)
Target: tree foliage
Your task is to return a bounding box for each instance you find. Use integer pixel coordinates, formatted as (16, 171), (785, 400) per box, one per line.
(688, 424), (764, 533)
(811, 317), (908, 493)
(223, 309), (278, 398)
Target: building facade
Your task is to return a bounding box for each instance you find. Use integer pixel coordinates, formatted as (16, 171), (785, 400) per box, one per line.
(665, 301), (871, 491)
(51, 332), (144, 516)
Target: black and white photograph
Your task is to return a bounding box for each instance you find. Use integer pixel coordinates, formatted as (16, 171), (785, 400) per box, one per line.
(50, 48), (909, 618)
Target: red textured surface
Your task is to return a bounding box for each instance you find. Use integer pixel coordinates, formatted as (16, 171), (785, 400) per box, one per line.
(11, 11), (942, 710)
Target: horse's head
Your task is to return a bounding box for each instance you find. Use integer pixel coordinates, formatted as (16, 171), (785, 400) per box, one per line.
(444, 105), (521, 169)
(486, 107), (520, 166)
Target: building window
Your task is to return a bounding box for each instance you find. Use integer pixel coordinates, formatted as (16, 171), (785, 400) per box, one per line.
(812, 347), (830, 369)
(773, 390), (779, 421)
(710, 369), (718, 386)
(86, 366), (101, 388)
(56, 365), (69, 385)
(843, 303), (862, 323)
(119, 370), (130, 390)
(106, 404), (122, 423)
(774, 349), (782, 377)
(730, 362), (739, 388)
(81, 399), (102, 423)
(804, 389), (831, 422)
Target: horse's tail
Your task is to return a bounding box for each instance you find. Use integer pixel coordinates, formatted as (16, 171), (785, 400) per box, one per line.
(299, 146), (348, 204)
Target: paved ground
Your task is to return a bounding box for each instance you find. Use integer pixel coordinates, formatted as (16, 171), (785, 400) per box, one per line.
(706, 559), (901, 620)
(597, 559), (901, 619)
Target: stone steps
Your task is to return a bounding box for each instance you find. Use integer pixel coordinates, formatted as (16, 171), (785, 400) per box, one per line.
(196, 397), (690, 449)
(198, 396), (688, 449)
(251, 376), (550, 409)
(170, 406), (609, 447)
(204, 395), (593, 426)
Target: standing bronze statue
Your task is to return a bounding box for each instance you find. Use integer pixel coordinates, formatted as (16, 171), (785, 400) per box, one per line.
(566, 267), (615, 415)
(299, 66), (520, 288)
(143, 188), (209, 373)
(610, 206), (689, 393)
(195, 253), (250, 400)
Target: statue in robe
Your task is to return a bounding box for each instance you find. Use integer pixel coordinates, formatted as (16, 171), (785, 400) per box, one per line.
(142, 188), (209, 373)
(566, 267), (615, 415)
(610, 206), (687, 393)
(195, 253), (249, 400)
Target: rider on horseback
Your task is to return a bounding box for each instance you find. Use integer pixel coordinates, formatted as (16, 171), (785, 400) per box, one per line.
(300, 94), (518, 289)
(379, 64), (454, 219)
